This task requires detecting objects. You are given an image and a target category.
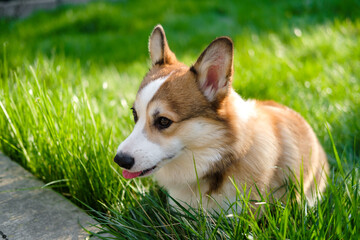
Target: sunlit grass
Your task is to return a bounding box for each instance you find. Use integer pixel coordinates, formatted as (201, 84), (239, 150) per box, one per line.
(0, 0), (359, 238)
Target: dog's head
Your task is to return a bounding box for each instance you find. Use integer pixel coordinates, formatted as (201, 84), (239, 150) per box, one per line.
(114, 25), (234, 179)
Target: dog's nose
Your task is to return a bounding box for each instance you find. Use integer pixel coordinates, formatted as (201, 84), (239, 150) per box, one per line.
(114, 153), (135, 170)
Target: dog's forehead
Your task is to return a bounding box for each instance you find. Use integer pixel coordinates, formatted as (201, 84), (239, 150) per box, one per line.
(139, 64), (187, 90)
(135, 73), (171, 112)
(135, 65), (188, 107)
(134, 64), (215, 122)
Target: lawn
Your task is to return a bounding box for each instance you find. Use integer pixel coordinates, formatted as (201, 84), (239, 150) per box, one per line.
(0, 0), (359, 239)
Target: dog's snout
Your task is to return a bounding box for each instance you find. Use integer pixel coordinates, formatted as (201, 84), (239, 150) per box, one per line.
(114, 153), (135, 170)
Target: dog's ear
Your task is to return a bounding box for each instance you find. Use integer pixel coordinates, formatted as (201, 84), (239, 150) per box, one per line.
(149, 24), (177, 66)
(192, 37), (233, 102)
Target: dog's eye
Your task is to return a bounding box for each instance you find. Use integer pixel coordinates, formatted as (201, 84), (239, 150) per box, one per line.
(131, 107), (138, 122)
(155, 117), (172, 130)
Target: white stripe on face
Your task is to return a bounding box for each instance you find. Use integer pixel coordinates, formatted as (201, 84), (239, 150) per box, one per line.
(135, 74), (171, 120)
(117, 73), (173, 171)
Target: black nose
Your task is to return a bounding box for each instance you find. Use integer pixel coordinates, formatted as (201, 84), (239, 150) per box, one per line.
(114, 153), (135, 170)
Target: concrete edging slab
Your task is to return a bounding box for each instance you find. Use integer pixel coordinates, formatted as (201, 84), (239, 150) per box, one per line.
(0, 153), (102, 240)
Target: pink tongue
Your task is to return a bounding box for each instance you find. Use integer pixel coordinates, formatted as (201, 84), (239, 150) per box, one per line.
(122, 170), (142, 179)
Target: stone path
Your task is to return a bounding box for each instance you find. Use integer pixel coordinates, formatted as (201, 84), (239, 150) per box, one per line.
(0, 0), (91, 18)
(0, 153), (102, 240)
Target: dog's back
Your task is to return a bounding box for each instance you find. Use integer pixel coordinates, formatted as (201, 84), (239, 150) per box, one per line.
(231, 98), (328, 205)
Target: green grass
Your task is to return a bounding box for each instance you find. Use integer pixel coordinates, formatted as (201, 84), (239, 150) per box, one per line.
(0, 0), (359, 238)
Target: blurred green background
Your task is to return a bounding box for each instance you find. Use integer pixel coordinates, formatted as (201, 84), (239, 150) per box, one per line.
(1, 0), (359, 66)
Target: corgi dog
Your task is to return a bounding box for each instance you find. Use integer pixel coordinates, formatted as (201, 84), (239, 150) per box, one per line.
(114, 24), (329, 211)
